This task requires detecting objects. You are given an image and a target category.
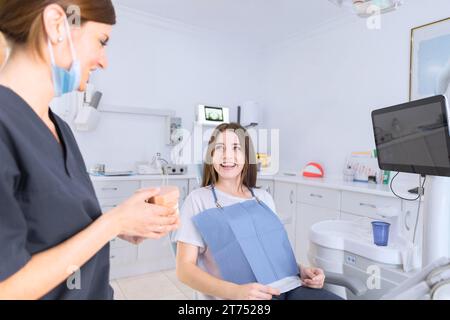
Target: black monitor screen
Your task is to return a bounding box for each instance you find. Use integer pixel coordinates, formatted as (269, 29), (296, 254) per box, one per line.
(372, 95), (450, 176)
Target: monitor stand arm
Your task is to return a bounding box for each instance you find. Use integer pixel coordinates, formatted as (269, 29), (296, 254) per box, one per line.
(422, 176), (450, 266)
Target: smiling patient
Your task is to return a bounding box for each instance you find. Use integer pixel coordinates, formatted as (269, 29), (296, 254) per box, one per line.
(174, 123), (342, 300)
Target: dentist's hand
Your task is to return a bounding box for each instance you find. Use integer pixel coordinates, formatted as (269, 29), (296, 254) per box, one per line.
(234, 283), (280, 300)
(109, 188), (180, 240)
(118, 201), (180, 245)
(300, 267), (325, 289)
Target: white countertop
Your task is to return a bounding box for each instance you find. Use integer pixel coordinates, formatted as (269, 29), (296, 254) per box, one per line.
(90, 174), (197, 182)
(258, 174), (416, 199)
(90, 172), (417, 199)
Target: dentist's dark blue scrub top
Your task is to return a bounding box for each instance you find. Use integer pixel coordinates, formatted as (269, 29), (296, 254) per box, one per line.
(0, 85), (113, 300)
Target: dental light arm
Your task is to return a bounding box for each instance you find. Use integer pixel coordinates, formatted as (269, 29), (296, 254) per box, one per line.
(353, 0), (402, 17)
(328, 0), (402, 17)
(436, 59), (450, 96)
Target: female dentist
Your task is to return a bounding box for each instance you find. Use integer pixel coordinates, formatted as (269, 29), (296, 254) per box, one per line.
(0, 0), (179, 300)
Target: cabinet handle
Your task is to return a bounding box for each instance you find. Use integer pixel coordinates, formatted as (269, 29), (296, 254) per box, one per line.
(102, 187), (118, 191)
(405, 210), (411, 231)
(310, 193), (323, 199)
(110, 255), (116, 259)
(283, 217), (293, 224)
(359, 202), (377, 209)
(267, 186), (271, 194)
(289, 190), (294, 204)
(182, 186), (187, 200)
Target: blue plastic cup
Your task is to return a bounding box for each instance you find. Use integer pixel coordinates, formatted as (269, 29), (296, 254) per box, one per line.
(371, 221), (390, 246)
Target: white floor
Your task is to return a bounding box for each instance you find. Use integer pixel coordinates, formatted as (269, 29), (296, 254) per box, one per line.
(110, 269), (194, 300)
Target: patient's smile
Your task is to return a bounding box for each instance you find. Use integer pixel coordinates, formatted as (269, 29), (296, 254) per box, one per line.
(220, 163), (237, 169)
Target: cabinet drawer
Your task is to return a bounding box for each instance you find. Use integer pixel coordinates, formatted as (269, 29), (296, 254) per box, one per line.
(110, 246), (138, 266)
(341, 191), (401, 219)
(99, 197), (128, 209)
(257, 180), (275, 197)
(188, 178), (201, 194)
(274, 182), (296, 223)
(93, 181), (140, 199)
(284, 222), (295, 251)
(298, 185), (341, 210)
(295, 204), (340, 265)
(137, 236), (174, 261)
(110, 237), (132, 249)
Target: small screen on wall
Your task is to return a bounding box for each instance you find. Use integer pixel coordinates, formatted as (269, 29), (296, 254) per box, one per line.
(205, 107), (224, 122)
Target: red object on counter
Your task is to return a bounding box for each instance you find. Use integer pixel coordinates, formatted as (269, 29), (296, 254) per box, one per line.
(302, 163), (324, 178)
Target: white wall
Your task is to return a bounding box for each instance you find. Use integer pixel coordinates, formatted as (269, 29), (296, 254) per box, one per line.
(260, 0), (450, 180)
(71, 0), (449, 180)
(73, 5), (260, 171)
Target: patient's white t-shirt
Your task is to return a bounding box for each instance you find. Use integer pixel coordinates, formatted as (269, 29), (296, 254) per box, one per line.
(173, 186), (301, 300)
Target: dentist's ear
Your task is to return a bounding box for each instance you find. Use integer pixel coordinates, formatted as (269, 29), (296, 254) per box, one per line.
(0, 32), (7, 68)
(42, 4), (67, 45)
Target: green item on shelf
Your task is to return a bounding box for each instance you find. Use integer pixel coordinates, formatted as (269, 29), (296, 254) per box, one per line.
(382, 170), (391, 185)
(373, 149), (378, 158)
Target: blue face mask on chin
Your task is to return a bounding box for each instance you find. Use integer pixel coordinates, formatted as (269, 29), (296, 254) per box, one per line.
(47, 18), (82, 97)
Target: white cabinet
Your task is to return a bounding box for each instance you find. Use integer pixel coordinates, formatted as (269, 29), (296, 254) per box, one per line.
(175, 179), (189, 203)
(272, 182), (296, 249)
(138, 179), (189, 271)
(93, 177), (192, 280)
(340, 212), (369, 222)
(295, 204), (340, 265)
(341, 191), (401, 220)
(284, 222), (296, 252)
(188, 178), (201, 194)
(273, 182), (296, 224)
(92, 174), (409, 281)
(295, 185), (340, 265)
(402, 200), (423, 246)
(110, 246), (138, 267)
(298, 185), (341, 210)
(256, 179), (274, 197)
(95, 182), (138, 280)
(93, 180), (140, 199)
(136, 237), (176, 272)
(110, 237), (132, 249)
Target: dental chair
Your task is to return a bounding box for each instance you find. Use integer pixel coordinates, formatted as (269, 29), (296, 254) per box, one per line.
(313, 95), (450, 300)
(382, 257), (450, 300)
(308, 208), (422, 300)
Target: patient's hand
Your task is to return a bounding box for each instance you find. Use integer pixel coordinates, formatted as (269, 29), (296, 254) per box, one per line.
(235, 283), (280, 300)
(300, 267), (325, 289)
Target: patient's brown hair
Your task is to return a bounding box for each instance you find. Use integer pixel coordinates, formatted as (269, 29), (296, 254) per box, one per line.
(202, 123), (258, 191)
